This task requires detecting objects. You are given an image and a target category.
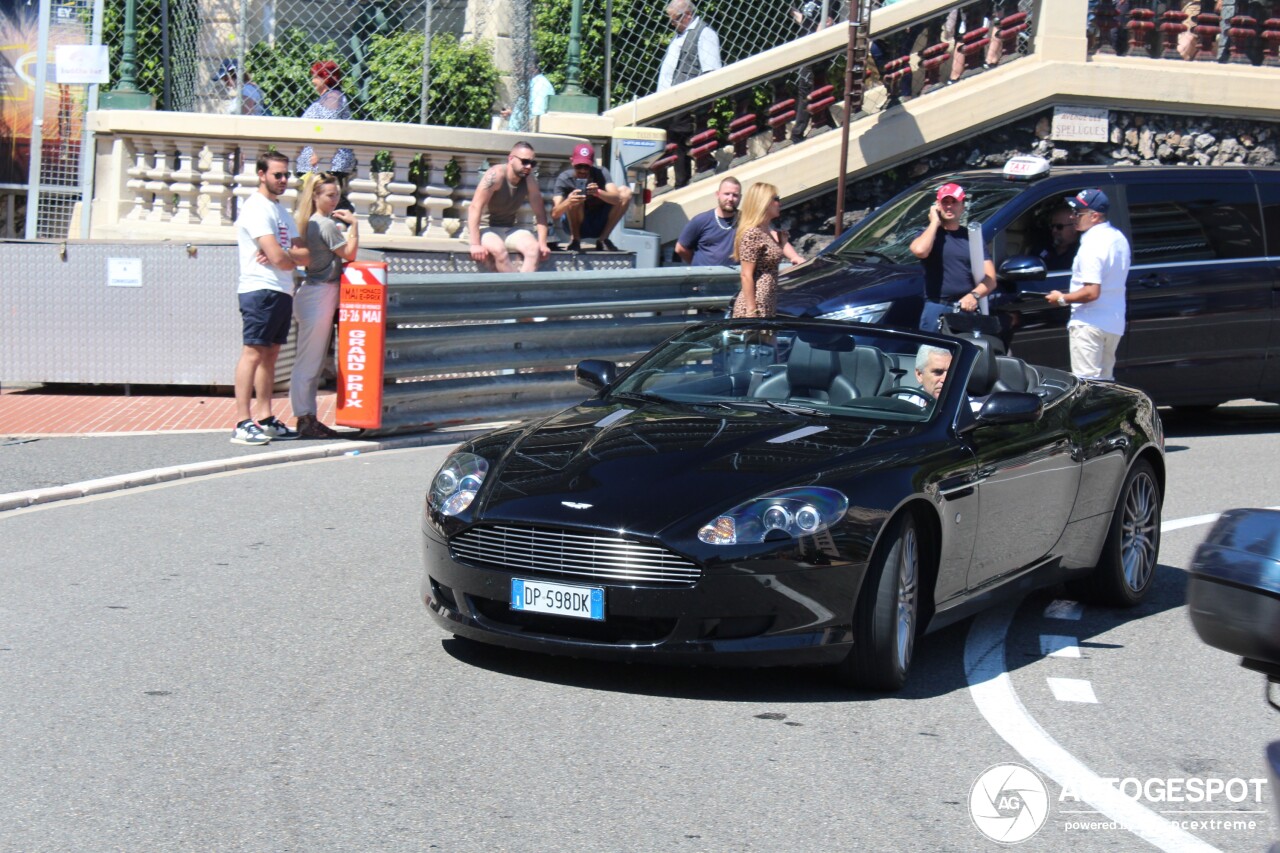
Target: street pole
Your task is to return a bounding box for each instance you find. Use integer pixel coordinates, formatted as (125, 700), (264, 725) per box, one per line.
(547, 0), (598, 113)
(834, 0), (872, 238)
(99, 0), (155, 109)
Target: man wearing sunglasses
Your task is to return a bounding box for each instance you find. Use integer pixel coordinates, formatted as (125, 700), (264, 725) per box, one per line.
(1039, 204), (1080, 272)
(231, 151), (309, 446)
(467, 141), (551, 273)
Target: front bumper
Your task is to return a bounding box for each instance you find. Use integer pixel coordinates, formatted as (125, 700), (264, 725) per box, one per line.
(421, 526), (867, 668)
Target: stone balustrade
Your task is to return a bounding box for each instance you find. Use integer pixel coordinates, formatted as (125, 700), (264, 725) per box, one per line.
(86, 111), (587, 250)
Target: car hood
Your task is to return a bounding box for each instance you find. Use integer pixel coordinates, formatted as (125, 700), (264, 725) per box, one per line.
(776, 256), (922, 318)
(472, 401), (914, 536)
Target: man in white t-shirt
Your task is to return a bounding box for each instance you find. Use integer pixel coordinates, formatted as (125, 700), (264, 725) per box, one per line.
(231, 151), (309, 446)
(1046, 188), (1130, 381)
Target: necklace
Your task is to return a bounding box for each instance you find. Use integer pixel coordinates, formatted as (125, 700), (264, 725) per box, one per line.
(713, 212), (735, 231)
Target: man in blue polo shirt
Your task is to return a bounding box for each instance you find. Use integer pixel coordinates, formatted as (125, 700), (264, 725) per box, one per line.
(674, 177), (740, 266)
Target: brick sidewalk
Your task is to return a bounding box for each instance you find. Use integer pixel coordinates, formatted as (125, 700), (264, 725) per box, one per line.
(0, 386), (338, 436)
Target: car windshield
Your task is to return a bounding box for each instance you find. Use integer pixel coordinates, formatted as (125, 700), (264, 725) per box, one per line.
(829, 178), (1023, 265)
(609, 322), (960, 424)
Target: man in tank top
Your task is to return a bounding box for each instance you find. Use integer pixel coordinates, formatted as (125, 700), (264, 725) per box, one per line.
(467, 141), (551, 273)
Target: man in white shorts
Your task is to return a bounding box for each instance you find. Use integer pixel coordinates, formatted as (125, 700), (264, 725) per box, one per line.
(467, 141), (551, 273)
(1046, 188), (1130, 381)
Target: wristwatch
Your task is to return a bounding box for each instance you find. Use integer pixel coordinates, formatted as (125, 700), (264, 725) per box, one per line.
(1056, 296), (1068, 307)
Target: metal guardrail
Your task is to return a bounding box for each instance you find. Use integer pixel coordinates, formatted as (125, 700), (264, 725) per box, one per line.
(369, 266), (740, 434)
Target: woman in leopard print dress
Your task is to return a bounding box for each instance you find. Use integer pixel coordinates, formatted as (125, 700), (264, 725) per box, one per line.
(731, 182), (805, 318)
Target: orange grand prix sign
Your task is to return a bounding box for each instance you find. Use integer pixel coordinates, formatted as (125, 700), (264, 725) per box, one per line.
(335, 261), (388, 429)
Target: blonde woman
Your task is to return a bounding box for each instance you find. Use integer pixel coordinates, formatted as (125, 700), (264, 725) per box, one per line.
(290, 172), (358, 438)
(731, 182), (805, 318)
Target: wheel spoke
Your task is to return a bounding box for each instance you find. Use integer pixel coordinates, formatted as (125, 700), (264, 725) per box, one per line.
(896, 527), (918, 667)
(1120, 474), (1159, 591)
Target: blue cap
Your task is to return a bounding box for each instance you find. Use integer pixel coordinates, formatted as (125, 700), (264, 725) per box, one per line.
(1065, 188), (1109, 213)
(218, 59), (238, 79)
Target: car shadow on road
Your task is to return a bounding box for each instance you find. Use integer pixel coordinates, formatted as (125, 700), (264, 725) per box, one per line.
(1160, 402), (1279, 441)
(438, 565), (1188, 703)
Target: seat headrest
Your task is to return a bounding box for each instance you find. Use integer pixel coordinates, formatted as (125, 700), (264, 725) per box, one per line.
(787, 342), (840, 390)
(966, 340), (1000, 397)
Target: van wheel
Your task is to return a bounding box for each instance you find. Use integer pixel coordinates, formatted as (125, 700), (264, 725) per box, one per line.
(1067, 460), (1161, 607)
(836, 513), (920, 691)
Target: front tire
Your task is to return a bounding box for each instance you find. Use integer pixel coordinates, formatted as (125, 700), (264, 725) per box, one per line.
(1069, 459), (1161, 607)
(836, 513), (921, 691)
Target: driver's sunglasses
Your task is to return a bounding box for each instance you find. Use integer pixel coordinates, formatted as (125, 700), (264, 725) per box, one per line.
(1051, 223), (1072, 230)
(516, 157), (538, 168)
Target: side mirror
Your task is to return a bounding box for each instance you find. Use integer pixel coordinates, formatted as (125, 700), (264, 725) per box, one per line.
(998, 255), (1048, 283)
(1188, 508), (1280, 677)
(575, 359), (617, 392)
(975, 391), (1043, 425)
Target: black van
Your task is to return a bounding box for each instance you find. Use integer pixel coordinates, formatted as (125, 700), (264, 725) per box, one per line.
(775, 161), (1280, 409)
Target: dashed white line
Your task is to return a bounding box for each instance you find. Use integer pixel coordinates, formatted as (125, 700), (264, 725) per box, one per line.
(1046, 677), (1099, 703)
(1039, 634), (1081, 658)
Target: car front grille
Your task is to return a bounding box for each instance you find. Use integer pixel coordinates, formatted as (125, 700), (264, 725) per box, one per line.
(451, 524), (701, 586)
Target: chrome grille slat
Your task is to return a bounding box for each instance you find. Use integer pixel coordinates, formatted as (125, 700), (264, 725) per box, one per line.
(452, 524), (700, 585)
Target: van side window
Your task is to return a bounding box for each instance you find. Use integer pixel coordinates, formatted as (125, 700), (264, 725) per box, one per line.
(1002, 188), (1089, 270)
(1126, 182), (1265, 265)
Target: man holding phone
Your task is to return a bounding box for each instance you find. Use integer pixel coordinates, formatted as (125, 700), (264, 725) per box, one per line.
(550, 143), (633, 252)
(908, 182), (995, 332)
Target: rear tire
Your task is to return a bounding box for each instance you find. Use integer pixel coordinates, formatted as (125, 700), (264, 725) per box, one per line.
(1067, 459), (1161, 607)
(836, 513), (921, 691)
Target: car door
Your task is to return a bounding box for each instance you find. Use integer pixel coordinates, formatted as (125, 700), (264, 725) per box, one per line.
(1113, 176), (1273, 404)
(963, 396), (1080, 591)
(1256, 176), (1280, 401)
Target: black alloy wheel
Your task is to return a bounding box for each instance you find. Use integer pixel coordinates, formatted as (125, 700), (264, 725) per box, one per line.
(1068, 459), (1161, 607)
(837, 512), (921, 691)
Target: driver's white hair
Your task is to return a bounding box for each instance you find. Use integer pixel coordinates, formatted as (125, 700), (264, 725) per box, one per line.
(915, 345), (950, 373)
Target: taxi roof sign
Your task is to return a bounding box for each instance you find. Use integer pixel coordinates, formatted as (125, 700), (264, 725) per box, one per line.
(1002, 155), (1051, 181)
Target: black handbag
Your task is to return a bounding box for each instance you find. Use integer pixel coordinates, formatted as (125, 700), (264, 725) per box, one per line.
(939, 311), (1002, 337)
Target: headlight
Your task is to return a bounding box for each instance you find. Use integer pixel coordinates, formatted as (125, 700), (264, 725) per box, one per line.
(428, 452), (489, 516)
(818, 301), (892, 324)
(698, 487), (848, 545)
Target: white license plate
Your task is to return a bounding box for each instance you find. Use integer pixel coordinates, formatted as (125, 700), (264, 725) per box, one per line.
(510, 578), (605, 621)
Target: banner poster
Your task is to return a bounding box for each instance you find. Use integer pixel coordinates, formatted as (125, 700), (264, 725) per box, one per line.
(0, 1), (92, 185)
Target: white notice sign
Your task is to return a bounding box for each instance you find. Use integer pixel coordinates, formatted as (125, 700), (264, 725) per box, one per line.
(108, 257), (142, 288)
(1051, 106), (1110, 143)
(54, 45), (110, 85)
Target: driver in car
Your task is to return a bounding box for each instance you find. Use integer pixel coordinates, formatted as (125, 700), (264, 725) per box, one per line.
(895, 345), (952, 406)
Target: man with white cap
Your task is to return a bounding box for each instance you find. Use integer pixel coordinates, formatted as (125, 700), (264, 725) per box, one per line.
(550, 143), (633, 252)
(1046, 188), (1130, 380)
(909, 182), (995, 332)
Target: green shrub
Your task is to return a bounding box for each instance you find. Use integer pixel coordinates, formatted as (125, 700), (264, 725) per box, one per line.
(423, 34), (500, 129)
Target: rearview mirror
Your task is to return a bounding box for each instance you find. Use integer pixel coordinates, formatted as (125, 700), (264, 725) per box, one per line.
(975, 391), (1043, 425)
(998, 255), (1047, 283)
(575, 359), (617, 392)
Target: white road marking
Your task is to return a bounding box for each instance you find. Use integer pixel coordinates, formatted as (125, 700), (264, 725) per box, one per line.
(1039, 634), (1081, 658)
(1046, 677), (1098, 703)
(965, 511), (1239, 853)
(1044, 599), (1084, 620)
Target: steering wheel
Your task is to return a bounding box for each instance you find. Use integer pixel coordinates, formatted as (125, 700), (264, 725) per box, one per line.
(885, 386), (934, 407)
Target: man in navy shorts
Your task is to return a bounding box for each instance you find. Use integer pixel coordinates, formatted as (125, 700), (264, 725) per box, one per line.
(550, 143), (633, 253)
(232, 151), (309, 445)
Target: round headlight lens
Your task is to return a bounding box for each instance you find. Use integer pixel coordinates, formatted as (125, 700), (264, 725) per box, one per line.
(428, 452), (489, 517)
(795, 505), (821, 532)
(762, 505), (791, 531)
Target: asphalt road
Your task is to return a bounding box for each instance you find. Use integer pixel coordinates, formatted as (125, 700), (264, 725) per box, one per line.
(0, 404), (1277, 852)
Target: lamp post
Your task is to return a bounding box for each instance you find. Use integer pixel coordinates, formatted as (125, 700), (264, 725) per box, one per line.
(100, 0), (156, 109)
(546, 0), (598, 113)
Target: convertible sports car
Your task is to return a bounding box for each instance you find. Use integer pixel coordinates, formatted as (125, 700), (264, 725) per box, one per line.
(421, 320), (1164, 690)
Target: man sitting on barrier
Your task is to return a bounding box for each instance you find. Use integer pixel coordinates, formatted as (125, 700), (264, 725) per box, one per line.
(550, 143), (632, 253)
(467, 141), (551, 273)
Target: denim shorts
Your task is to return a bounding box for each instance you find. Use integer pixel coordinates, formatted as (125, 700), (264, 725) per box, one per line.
(239, 289), (293, 346)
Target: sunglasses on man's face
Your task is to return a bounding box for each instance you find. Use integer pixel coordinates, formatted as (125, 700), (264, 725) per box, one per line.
(515, 157), (537, 168)
(1051, 223), (1073, 230)
(267, 171), (289, 179)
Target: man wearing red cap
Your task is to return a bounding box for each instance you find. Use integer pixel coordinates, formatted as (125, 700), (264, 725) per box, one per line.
(909, 182), (996, 332)
(550, 143), (633, 252)
(1046, 188), (1129, 380)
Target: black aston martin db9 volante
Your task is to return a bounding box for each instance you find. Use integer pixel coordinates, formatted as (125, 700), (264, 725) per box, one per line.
(421, 320), (1164, 690)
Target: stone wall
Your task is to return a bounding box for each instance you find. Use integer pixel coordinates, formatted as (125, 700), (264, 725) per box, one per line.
(790, 108), (1280, 256)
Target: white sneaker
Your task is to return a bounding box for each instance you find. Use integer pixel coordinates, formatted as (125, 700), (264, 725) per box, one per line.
(231, 420), (271, 446)
(258, 416), (299, 440)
